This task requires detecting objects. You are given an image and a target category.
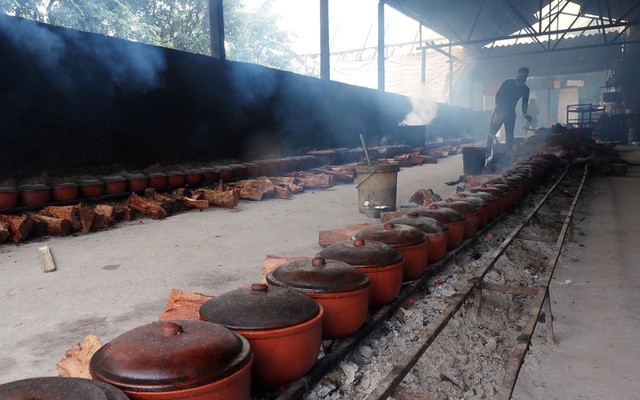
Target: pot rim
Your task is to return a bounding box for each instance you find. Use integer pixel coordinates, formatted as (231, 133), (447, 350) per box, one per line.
(232, 305), (324, 340)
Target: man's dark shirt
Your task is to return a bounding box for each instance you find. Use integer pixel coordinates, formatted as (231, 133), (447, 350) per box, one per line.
(495, 79), (530, 117)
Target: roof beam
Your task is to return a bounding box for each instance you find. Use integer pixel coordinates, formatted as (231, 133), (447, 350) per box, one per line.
(476, 38), (640, 60)
(551, 0), (596, 50)
(502, 0), (547, 50)
(467, 0), (485, 42)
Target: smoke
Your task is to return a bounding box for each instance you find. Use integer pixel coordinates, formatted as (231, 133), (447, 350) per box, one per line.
(401, 87), (438, 125)
(0, 16), (167, 94)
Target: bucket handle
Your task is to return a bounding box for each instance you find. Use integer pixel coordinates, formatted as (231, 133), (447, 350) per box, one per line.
(355, 170), (378, 189)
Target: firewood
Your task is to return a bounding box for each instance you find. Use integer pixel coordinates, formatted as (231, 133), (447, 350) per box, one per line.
(311, 166), (355, 183)
(423, 156), (438, 164)
(262, 255), (310, 284)
(29, 213), (72, 236)
(233, 185), (265, 201)
(0, 214), (34, 243)
(0, 221), (9, 243)
(273, 185), (293, 199)
(394, 154), (412, 167)
(92, 205), (115, 230)
(41, 205), (82, 231)
(409, 153), (425, 166)
(144, 188), (177, 213)
(175, 188), (189, 197)
(229, 178), (276, 201)
(74, 203), (95, 234)
(57, 334), (103, 379)
(159, 289), (213, 322)
(409, 189), (442, 206)
(192, 188), (240, 208)
(124, 193), (168, 219)
(30, 219), (48, 238)
(318, 223), (376, 248)
(112, 205), (134, 222)
(179, 196), (209, 209)
(285, 172), (333, 189)
(268, 177), (304, 194)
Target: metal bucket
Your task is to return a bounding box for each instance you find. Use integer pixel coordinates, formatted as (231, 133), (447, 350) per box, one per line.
(355, 163), (400, 218)
(462, 147), (486, 175)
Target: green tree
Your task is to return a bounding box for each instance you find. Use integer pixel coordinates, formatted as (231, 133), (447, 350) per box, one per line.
(0, 0), (300, 70)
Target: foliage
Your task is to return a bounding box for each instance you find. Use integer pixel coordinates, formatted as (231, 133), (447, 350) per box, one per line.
(0, 0), (299, 70)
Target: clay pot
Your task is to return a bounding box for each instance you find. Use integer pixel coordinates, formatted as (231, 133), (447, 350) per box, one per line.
(242, 162), (259, 177)
(184, 169), (203, 186)
(266, 256), (371, 339)
(487, 183), (514, 211)
(102, 176), (127, 195)
(252, 160), (271, 176)
(356, 223), (429, 281)
(0, 377), (128, 399)
(229, 164), (248, 179)
(51, 182), (79, 203)
(147, 173), (168, 189)
(454, 194), (488, 228)
(124, 174), (148, 193)
(0, 187), (19, 210)
(318, 239), (405, 306)
(199, 284), (322, 388)
(469, 185), (507, 215)
(434, 198), (480, 238)
(213, 166), (233, 180)
(307, 150), (335, 166)
(18, 184), (51, 207)
(90, 321), (252, 399)
(387, 212), (449, 263)
(78, 180), (104, 199)
(199, 168), (219, 184)
(460, 191), (498, 222)
(275, 158), (290, 174)
(408, 205), (466, 250)
(166, 171), (186, 188)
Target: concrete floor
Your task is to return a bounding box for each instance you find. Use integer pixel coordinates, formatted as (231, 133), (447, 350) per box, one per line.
(0, 156), (464, 384)
(514, 146), (640, 399)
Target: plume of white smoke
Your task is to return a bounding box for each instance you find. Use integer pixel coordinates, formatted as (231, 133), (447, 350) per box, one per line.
(401, 87), (438, 125)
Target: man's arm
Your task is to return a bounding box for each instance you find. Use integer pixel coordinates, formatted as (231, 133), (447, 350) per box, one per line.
(522, 87), (531, 120)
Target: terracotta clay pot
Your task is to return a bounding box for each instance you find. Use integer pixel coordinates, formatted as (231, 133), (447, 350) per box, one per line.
(243, 162), (259, 177)
(78, 180), (104, 199)
(184, 169), (203, 186)
(275, 158), (290, 174)
(18, 184), (51, 207)
(469, 185), (507, 215)
(460, 190), (498, 222)
(124, 174), (148, 193)
(199, 284), (322, 388)
(355, 223), (429, 281)
(166, 171), (186, 188)
(318, 239), (405, 306)
(0, 377), (128, 399)
(408, 205), (466, 250)
(488, 183), (514, 211)
(90, 321), (252, 400)
(213, 166), (233, 180)
(434, 198), (480, 239)
(388, 212), (449, 263)
(267, 256), (371, 339)
(229, 164), (248, 179)
(252, 160), (270, 176)
(102, 176), (127, 195)
(199, 168), (219, 184)
(0, 187), (19, 210)
(454, 194), (488, 228)
(51, 182), (79, 203)
(147, 173), (168, 189)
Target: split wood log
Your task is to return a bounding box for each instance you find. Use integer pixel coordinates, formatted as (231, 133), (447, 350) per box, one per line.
(318, 223), (376, 248)
(41, 205), (82, 231)
(179, 196), (209, 209)
(262, 255), (310, 284)
(0, 221), (10, 243)
(273, 185), (293, 199)
(409, 153), (426, 166)
(409, 189), (442, 206)
(423, 155), (438, 164)
(285, 172), (333, 189)
(192, 187), (239, 209)
(311, 166), (355, 183)
(92, 205), (115, 230)
(229, 178), (276, 201)
(29, 213), (72, 236)
(0, 214), (34, 243)
(124, 193), (168, 219)
(74, 203), (95, 233)
(394, 154), (412, 167)
(144, 188), (182, 213)
(158, 289), (213, 322)
(30, 219), (48, 238)
(112, 205), (134, 222)
(268, 177), (304, 194)
(57, 334), (103, 379)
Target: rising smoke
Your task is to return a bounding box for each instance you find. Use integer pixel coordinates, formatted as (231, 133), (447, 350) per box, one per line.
(401, 86), (438, 126)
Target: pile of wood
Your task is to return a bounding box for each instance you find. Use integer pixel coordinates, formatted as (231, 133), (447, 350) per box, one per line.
(311, 164), (356, 183)
(409, 189), (442, 206)
(159, 289), (213, 322)
(283, 171), (334, 189)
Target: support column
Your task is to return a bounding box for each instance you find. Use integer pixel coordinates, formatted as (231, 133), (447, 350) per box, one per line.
(209, 0), (225, 60)
(378, 0), (385, 91)
(448, 40), (453, 104)
(320, 0), (330, 80)
(420, 22), (426, 83)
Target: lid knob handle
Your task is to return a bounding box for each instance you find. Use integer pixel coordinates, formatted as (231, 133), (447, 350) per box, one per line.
(353, 238), (365, 246)
(312, 257), (326, 266)
(458, 194), (467, 198)
(161, 322), (183, 336)
(383, 222), (395, 230)
(429, 204), (438, 210)
(251, 283), (269, 292)
(446, 198), (454, 203)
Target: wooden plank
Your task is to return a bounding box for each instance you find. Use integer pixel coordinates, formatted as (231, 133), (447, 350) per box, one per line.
(393, 387), (445, 400)
(480, 282), (540, 297)
(39, 246), (56, 273)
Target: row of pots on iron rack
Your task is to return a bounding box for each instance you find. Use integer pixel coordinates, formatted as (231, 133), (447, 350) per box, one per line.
(0, 156), (320, 210)
(0, 154), (561, 399)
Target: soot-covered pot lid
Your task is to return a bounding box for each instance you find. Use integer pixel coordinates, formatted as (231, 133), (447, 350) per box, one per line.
(0, 377), (129, 400)
(317, 238), (404, 267)
(387, 212), (448, 233)
(355, 223), (427, 247)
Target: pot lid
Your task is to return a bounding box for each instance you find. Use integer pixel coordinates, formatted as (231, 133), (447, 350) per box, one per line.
(242, 162), (258, 168)
(473, 185), (506, 196)
(183, 169), (202, 175)
(387, 213), (448, 233)
(433, 198), (479, 213)
(355, 223), (427, 247)
(488, 178), (517, 188)
(78, 179), (103, 186)
(123, 173), (147, 180)
(459, 191), (497, 203)
(487, 183), (513, 192)
(0, 187), (17, 193)
(198, 167), (216, 172)
(212, 166), (231, 171)
(101, 175), (126, 183)
(410, 205), (465, 223)
(53, 182), (78, 189)
(17, 184), (50, 191)
(166, 171), (185, 176)
(453, 193), (487, 207)
(199, 284), (320, 331)
(266, 257), (370, 294)
(0, 377), (129, 399)
(228, 164), (247, 169)
(147, 172), (167, 178)
(89, 321), (251, 393)
(317, 239), (404, 267)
